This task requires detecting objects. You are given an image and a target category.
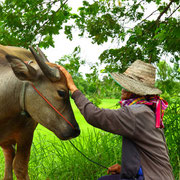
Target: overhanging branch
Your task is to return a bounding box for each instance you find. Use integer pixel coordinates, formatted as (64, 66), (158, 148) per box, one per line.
(156, 0), (176, 24)
(168, 4), (180, 18)
(137, 9), (158, 26)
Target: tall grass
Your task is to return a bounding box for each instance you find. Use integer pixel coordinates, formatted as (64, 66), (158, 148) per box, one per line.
(28, 128), (122, 180)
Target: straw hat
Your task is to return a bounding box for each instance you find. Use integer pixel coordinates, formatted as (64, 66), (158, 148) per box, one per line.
(110, 60), (162, 95)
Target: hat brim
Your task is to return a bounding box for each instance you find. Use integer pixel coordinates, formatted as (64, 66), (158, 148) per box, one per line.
(110, 72), (162, 96)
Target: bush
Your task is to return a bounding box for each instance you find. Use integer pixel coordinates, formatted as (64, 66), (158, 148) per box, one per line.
(164, 99), (180, 179)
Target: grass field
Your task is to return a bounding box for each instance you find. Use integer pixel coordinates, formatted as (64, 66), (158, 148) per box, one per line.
(0, 99), (122, 180)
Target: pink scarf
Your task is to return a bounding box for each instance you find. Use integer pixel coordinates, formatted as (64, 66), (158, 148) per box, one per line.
(120, 96), (168, 128)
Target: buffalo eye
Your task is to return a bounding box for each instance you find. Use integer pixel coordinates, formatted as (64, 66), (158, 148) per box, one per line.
(57, 90), (66, 98)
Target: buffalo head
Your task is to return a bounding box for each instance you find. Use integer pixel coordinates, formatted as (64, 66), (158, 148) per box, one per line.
(6, 47), (80, 140)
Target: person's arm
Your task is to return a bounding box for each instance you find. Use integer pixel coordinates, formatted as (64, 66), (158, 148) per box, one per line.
(72, 90), (135, 137)
(59, 66), (136, 137)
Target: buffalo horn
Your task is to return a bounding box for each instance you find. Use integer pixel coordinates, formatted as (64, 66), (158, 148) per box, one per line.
(37, 47), (49, 62)
(29, 46), (60, 82)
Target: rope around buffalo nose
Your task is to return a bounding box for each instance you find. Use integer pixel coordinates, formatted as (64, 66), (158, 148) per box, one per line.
(31, 83), (108, 169)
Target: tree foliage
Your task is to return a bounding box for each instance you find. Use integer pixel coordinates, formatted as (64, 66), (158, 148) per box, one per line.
(0, 0), (179, 71)
(156, 60), (180, 102)
(74, 0), (180, 72)
(56, 46), (87, 94)
(0, 0), (74, 48)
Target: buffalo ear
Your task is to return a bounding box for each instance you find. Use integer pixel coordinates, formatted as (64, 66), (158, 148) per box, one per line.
(6, 55), (37, 81)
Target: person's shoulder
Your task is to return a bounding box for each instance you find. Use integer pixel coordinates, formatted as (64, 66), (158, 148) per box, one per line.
(128, 104), (156, 130)
(128, 104), (154, 115)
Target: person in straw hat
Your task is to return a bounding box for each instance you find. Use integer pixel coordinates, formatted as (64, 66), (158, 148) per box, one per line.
(58, 60), (174, 180)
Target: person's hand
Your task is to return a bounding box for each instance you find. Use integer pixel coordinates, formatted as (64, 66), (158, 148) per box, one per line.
(107, 164), (121, 175)
(57, 65), (78, 94)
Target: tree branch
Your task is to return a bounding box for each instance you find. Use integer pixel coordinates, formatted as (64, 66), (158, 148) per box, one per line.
(136, 0), (144, 7)
(137, 9), (158, 26)
(156, 0), (175, 23)
(41, 0), (68, 28)
(167, 4), (180, 18)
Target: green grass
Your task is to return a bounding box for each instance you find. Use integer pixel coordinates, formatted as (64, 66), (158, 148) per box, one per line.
(0, 99), (121, 180)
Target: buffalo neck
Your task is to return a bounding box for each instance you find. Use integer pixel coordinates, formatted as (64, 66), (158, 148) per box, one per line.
(0, 68), (23, 120)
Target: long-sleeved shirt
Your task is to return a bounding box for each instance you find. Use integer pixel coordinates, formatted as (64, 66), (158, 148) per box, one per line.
(72, 90), (174, 180)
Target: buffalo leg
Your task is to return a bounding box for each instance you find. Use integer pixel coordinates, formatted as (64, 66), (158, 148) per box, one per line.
(2, 144), (15, 180)
(12, 118), (37, 180)
(13, 140), (33, 180)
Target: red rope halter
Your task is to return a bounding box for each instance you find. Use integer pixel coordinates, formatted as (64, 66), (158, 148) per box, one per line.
(31, 83), (75, 129)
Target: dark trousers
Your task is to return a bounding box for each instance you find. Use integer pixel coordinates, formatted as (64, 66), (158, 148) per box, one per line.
(98, 174), (144, 180)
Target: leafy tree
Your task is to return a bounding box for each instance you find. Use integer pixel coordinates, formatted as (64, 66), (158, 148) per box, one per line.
(156, 60), (180, 102)
(56, 46), (87, 93)
(75, 0), (180, 72)
(57, 47), (103, 105)
(0, 0), (75, 48)
(100, 75), (121, 99)
(84, 63), (103, 105)
(1, 0), (179, 72)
